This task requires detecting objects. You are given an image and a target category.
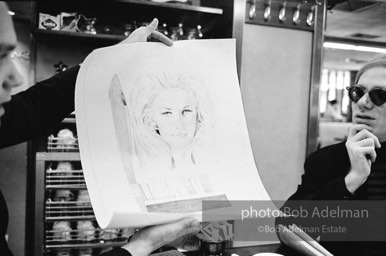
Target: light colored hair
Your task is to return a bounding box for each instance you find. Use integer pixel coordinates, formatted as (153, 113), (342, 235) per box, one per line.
(128, 73), (214, 162)
(355, 54), (386, 84)
(0, 2), (9, 13)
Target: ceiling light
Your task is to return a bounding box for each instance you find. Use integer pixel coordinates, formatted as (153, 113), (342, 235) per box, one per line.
(323, 42), (386, 53)
(8, 10), (15, 16)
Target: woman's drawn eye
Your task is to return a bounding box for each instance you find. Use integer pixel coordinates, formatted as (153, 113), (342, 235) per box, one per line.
(182, 109), (193, 115)
(161, 111), (172, 116)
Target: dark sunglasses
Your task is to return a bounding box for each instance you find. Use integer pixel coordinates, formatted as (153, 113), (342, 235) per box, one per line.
(346, 85), (386, 106)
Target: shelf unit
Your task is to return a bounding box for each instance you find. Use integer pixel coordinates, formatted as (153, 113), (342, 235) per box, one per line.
(114, 0), (223, 14)
(34, 152), (131, 256)
(27, 1), (235, 255)
(31, 0), (232, 44)
(33, 29), (125, 41)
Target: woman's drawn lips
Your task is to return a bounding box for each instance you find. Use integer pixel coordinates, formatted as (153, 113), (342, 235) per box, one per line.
(174, 132), (188, 138)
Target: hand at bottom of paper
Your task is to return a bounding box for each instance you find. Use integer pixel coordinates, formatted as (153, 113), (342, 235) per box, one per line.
(122, 218), (200, 256)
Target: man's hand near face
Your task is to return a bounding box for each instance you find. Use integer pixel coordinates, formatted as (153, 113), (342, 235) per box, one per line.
(345, 124), (382, 194)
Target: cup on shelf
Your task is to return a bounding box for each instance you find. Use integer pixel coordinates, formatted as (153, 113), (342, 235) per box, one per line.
(54, 249), (72, 256)
(78, 248), (93, 256)
(56, 162), (73, 184)
(54, 190), (74, 202)
(57, 161), (73, 172)
(76, 14), (97, 34)
(76, 190), (92, 216)
(52, 221), (72, 243)
(99, 228), (120, 242)
(77, 220), (96, 242)
(76, 190), (91, 205)
(56, 129), (77, 151)
(51, 189), (73, 217)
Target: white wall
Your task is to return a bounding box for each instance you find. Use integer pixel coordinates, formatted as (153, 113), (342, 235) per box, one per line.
(240, 24), (313, 202)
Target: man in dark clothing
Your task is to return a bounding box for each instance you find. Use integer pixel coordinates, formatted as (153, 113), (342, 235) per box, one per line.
(0, 2), (199, 255)
(278, 55), (386, 255)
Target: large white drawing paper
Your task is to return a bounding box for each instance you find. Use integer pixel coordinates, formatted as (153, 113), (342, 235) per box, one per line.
(75, 39), (272, 229)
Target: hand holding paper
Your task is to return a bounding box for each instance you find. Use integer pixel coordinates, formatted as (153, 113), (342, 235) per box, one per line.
(120, 18), (173, 46)
(123, 218), (200, 256)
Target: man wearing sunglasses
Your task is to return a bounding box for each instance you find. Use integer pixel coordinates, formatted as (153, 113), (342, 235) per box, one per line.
(278, 55), (386, 255)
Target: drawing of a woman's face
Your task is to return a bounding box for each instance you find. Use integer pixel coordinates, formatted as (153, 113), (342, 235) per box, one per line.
(153, 88), (198, 150)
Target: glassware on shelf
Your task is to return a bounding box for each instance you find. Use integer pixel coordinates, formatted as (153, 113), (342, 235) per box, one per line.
(186, 25), (203, 40)
(170, 27), (179, 41)
(54, 189), (74, 202)
(76, 14), (97, 34)
(76, 220), (96, 242)
(48, 129), (78, 152)
(99, 228), (120, 242)
(57, 161), (73, 170)
(150, 0), (189, 3)
(46, 162), (85, 190)
(52, 221), (72, 243)
(197, 25), (203, 38)
(57, 161), (73, 174)
(78, 248), (93, 256)
(60, 12), (78, 32)
(48, 161), (74, 186)
(157, 23), (169, 37)
(178, 23), (184, 39)
(76, 190), (91, 206)
(187, 28), (196, 40)
(57, 129), (77, 148)
(170, 23), (185, 41)
(123, 23), (134, 37)
(51, 189), (73, 218)
(100, 25), (111, 34)
(55, 249), (72, 256)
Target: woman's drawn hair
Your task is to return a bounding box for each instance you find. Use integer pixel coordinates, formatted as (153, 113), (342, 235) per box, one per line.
(128, 73), (214, 161)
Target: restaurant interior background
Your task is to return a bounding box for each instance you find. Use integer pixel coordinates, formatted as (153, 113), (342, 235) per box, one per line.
(320, 0), (386, 148)
(1, 0), (386, 255)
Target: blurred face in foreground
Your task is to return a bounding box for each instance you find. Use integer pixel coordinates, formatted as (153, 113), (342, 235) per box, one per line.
(0, 2), (23, 126)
